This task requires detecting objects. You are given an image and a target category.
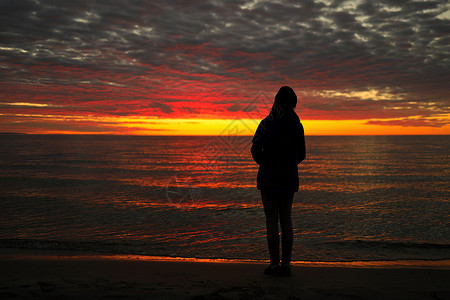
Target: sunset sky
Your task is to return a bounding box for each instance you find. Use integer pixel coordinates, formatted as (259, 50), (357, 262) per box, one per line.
(1, 0), (449, 135)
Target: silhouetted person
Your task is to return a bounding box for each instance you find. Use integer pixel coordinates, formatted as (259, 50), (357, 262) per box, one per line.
(251, 86), (306, 276)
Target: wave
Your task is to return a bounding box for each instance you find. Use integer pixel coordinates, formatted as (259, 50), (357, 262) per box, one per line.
(2, 238), (450, 263)
(0, 238), (161, 257)
(322, 240), (450, 251)
(313, 240), (450, 262)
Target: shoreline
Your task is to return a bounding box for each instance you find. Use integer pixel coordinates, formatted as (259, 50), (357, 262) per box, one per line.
(1, 248), (450, 269)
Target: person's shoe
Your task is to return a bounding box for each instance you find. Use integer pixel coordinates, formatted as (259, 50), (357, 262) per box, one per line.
(264, 264), (280, 276)
(278, 264), (292, 276)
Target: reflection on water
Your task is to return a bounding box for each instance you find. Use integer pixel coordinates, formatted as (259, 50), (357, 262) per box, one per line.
(0, 134), (449, 262)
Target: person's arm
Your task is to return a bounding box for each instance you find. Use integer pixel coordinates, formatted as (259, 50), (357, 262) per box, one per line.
(251, 121), (266, 165)
(297, 123), (306, 164)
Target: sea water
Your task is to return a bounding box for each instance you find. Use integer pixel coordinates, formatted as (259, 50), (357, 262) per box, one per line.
(0, 134), (449, 263)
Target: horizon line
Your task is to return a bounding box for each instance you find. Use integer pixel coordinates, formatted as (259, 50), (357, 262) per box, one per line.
(1, 132), (449, 137)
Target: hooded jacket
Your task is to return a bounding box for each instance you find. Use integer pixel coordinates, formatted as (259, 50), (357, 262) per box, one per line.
(251, 109), (306, 193)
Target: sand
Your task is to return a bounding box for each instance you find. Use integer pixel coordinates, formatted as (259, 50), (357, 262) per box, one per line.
(0, 252), (449, 299)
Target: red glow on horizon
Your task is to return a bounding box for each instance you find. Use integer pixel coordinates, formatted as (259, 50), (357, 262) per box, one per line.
(1, 58), (449, 135)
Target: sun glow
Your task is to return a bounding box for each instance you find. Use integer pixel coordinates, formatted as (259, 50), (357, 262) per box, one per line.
(302, 119), (450, 135)
(3, 111), (448, 136)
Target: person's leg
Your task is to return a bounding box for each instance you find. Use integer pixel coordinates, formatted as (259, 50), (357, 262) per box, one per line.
(261, 191), (280, 266)
(278, 192), (294, 265)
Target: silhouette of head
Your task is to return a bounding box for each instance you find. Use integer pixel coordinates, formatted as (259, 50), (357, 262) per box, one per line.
(274, 86), (297, 110)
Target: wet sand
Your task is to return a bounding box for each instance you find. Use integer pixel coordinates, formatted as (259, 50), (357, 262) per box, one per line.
(0, 253), (449, 299)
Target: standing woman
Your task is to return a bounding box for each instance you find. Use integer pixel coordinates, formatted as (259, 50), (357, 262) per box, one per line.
(251, 86), (306, 276)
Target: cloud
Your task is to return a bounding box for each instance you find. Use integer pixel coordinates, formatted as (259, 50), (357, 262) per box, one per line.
(365, 117), (450, 127)
(0, 0), (449, 130)
(227, 104), (247, 112)
(149, 102), (174, 114)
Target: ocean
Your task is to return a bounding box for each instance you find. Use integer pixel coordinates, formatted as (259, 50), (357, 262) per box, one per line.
(0, 134), (449, 263)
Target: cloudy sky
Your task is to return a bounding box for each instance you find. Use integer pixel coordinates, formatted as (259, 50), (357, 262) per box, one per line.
(1, 0), (449, 135)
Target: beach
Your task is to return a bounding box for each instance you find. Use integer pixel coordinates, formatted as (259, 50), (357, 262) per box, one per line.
(1, 251), (449, 300)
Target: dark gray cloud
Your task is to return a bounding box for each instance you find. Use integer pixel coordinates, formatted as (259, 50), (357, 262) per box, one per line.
(0, 0), (449, 126)
(150, 102), (174, 114)
(366, 117), (450, 127)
